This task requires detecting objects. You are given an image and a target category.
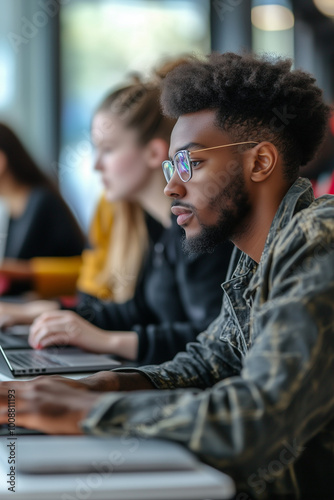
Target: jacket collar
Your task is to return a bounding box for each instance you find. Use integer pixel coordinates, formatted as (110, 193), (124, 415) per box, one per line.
(259, 177), (314, 265)
(232, 177), (314, 279)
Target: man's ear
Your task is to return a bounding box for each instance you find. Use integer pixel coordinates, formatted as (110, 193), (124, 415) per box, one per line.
(144, 138), (169, 169)
(249, 142), (278, 183)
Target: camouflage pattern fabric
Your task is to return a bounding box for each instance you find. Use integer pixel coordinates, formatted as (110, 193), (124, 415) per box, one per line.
(82, 178), (334, 500)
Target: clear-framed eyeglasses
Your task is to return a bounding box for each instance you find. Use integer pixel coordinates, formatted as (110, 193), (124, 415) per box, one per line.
(162, 141), (259, 183)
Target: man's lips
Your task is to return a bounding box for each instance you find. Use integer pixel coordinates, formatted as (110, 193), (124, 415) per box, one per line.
(171, 206), (193, 226)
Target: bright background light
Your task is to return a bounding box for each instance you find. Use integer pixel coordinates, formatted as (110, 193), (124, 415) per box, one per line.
(0, 46), (14, 109)
(251, 4), (295, 31)
(251, 1), (294, 58)
(313, 0), (334, 18)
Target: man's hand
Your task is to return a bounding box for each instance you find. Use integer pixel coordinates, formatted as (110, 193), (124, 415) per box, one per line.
(0, 378), (103, 434)
(45, 371), (154, 392)
(0, 372), (154, 434)
(2, 370), (153, 395)
(44, 371), (122, 392)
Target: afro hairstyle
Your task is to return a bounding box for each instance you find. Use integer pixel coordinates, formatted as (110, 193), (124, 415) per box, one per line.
(161, 52), (331, 182)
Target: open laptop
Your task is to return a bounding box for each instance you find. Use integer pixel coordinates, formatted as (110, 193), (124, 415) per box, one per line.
(0, 345), (121, 377)
(0, 436), (236, 500)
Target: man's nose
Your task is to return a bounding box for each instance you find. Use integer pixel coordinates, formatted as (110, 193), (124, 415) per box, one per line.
(164, 171), (187, 199)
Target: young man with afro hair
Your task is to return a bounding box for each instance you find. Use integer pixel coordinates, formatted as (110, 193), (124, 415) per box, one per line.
(1, 52), (334, 499)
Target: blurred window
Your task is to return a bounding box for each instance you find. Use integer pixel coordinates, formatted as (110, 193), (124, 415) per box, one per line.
(0, 0), (59, 172)
(60, 0), (210, 231)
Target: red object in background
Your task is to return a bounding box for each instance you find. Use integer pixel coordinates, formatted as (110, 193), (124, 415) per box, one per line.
(326, 112), (334, 194)
(330, 113), (334, 137)
(60, 296), (79, 309)
(328, 171), (334, 195)
(0, 275), (11, 295)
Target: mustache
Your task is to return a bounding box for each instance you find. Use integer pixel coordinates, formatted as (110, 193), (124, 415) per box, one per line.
(171, 200), (195, 211)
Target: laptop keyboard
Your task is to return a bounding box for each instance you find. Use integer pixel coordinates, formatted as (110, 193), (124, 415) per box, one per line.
(0, 347), (121, 375)
(8, 351), (63, 368)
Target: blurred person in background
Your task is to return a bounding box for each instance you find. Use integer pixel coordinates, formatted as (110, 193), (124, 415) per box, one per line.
(0, 60), (233, 365)
(0, 123), (85, 297)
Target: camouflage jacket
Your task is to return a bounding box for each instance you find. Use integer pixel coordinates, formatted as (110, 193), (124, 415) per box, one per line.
(82, 178), (334, 500)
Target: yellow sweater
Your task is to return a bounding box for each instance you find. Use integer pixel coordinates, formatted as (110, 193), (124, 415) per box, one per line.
(76, 195), (114, 299)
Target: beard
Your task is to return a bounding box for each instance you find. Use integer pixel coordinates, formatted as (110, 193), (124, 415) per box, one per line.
(181, 174), (251, 256)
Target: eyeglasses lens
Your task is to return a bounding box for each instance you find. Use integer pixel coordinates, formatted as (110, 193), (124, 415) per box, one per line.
(162, 161), (175, 182)
(175, 151), (191, 182)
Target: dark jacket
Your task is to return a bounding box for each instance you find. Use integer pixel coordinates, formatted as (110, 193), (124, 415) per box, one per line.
(76, 213), (234, 365)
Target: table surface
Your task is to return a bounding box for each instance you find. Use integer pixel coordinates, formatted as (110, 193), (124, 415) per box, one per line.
(0, 435), (236, 500)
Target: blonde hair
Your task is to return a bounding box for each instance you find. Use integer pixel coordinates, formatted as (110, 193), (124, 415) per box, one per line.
(94, 58), (187, 302)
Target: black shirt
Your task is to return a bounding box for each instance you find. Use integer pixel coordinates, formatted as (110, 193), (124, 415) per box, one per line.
(76, 214), (233, 365)
(4, 187), (85, 259)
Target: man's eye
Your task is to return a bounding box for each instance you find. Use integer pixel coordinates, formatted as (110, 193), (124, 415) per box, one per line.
(190, 160), (201, 168)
